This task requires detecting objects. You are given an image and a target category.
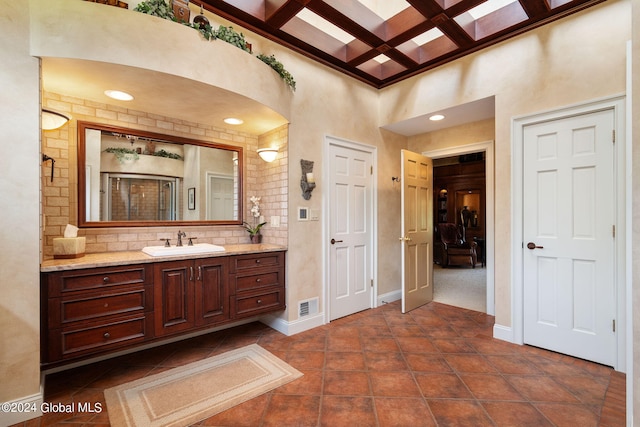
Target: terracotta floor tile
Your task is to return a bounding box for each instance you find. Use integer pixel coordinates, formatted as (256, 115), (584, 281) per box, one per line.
(481, 401), (553, 426)
(415, 373), (473, 399)
(23, 301), (624, 427)
(459, 373), (524, 400)
(534, 402), (600, 427)
(262, 394), (321, 427)
(507, 375), (581, 403)
(320, 396), (376, 427)
(427, 399), (494, 426)
(374, 397), (436, 427)
(444, 354), (498, 373)
(369, 371), (422, 397)
(325, 351), (366, 370)
(404, 354), (453, 373)
(364, 351), (408, 371)
(323, 370), (371, 396)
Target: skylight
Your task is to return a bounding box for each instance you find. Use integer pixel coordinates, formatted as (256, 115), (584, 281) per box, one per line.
(356, 0), (411, 20)
(412, 28), (445, 46)
(296, 9), (355, 44)
(467, 0), (518, 19)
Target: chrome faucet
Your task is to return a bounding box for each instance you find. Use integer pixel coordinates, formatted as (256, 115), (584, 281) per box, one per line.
(177, 230), (186, 247)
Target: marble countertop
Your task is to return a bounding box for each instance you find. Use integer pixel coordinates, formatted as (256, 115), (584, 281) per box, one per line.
(41, 244), (287, 272)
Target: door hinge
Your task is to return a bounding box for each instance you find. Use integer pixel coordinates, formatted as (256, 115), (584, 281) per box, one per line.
(613, 319), (616, 332)
(612, 129), (616, 144)
(370, 165), (373, 175)
(371, 279), (373, 287)
(612, 225), (615, 238)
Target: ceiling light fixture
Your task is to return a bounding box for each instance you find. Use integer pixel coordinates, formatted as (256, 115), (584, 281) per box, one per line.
(42, 109), (71, 130)
(104, 90), (134, 101)
(224, 117), (244, 125)
(429, 114), (445, 121)
(257, 147), (278, 162)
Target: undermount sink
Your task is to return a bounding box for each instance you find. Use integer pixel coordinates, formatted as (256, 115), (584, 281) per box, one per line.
(142, 243), (225, 257)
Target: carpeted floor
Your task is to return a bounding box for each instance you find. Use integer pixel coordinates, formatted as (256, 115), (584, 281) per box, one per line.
(433, 264), (486, 312)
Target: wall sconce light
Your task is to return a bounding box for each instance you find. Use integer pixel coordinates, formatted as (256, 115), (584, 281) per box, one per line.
(300, 159), (316, 200)
(257, 147), (278, 162)
(42, 109), (70, 130)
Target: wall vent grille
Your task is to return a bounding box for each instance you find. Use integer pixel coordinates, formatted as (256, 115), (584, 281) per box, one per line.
(298, 298), (318, 318)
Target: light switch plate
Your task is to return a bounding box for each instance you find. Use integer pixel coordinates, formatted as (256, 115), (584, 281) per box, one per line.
(310, 209), (320, 221)
(270, 216), (280, 227)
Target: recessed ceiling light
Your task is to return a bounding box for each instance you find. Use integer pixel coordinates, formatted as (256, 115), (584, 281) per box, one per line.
(429, 114), (445, 121)
(224, 117), (244, 125)
(104, 90), (134, 101)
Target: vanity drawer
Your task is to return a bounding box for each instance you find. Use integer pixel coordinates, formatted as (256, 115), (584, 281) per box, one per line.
(232, 287), (285, 318)
(234, 271), (282, 293)
(47, 314), (151, 360)
(56, 286), (151, 325)
(230, 252), (284, 273)
(45, 265), (150, 296)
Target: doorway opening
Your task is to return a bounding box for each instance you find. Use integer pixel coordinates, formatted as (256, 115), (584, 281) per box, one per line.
(432, 152), (486, 312)
(423, 141), (495, 315)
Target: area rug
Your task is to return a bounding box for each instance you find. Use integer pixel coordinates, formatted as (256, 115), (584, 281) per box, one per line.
(104, 344), (302, 427)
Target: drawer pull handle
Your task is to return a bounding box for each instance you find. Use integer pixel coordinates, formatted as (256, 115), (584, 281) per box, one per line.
(257, 299), (262, 304)
(256, 278), (261, 283)
(256, 259), (261, 264)
(104, 303), (109, 308)
(103, 332), (111, 339)
(103, 277), (109, 283)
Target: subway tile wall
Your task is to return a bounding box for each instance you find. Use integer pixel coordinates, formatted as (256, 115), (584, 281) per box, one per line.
(41, 92), (288, 259)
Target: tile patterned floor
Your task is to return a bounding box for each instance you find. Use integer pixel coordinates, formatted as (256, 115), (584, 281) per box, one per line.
(14, 301), (625, 426)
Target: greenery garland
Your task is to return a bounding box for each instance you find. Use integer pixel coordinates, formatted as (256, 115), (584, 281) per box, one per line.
(133, 0), (296, 91)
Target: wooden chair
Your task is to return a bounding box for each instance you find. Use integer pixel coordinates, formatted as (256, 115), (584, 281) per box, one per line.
(436, 223), (477, 268)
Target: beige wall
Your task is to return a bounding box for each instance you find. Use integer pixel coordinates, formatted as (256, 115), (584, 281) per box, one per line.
(0, 0), (41, 412)
(1, 0), (636, 423)
(380, 0), (630, 327)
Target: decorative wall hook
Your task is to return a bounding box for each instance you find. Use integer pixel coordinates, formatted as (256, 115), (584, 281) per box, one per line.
(42, 154), (56, 182)
(300, 159), (316, 200)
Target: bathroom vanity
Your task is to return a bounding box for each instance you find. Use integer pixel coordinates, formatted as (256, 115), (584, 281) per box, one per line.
(40, 245), (286, 369)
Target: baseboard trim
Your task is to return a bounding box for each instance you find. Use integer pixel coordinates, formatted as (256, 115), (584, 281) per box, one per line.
(0, 391), (43, 426)
(493, 323), (514, 343)
(377, 289), (401, 306)
(261, 312), (325, 336)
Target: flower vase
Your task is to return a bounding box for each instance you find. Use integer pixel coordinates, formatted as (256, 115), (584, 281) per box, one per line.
(250, 234), (262, 244)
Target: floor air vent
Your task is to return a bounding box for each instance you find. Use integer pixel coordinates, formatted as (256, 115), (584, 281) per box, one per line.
(298, 298), (318, 318)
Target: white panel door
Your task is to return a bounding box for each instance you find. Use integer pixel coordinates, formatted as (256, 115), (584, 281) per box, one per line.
(328, 143), (373, 321)
(401, 150), (433, 313)
(523, 109), (616, 366)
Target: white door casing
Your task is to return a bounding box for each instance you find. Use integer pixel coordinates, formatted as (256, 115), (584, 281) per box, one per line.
(522, 108), (616, 366)
(326, 137), (375, 321)
(401, 150), (433, 313)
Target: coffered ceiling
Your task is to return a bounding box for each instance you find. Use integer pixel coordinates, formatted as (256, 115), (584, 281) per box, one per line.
(198, 0), (605, 88)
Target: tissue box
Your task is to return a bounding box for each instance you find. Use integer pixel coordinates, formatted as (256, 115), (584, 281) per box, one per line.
(53, 237), (86, 259)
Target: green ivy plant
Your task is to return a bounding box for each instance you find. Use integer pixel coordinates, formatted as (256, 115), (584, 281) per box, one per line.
(132, 3), (296, 91)
(215, 26), (251, 52)
(105, 147), (140, 163)
(133, 0), (175, 21)
(153, 149), (183, 160)
(257, 54), (296, 91)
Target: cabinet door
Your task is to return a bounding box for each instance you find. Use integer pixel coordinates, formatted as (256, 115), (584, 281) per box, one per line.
(154, 260), (195, 336)
(195, 258), (229, 325)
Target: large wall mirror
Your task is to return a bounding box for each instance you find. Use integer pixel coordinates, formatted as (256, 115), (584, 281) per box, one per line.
(78, 121), (243, 227)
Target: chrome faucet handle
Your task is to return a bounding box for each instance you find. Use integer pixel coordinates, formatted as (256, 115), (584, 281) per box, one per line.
(160, 238), (171, 247)
(188, 237), (197, 246)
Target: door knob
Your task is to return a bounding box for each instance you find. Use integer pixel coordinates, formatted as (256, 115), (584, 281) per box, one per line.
(398, 235), (412, 242)
(526, 242), (544, 250)
(330, 238), (343, 245)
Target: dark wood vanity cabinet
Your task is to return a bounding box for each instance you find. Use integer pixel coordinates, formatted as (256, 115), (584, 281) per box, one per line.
(230, 252), (286, 319)
(153, 257), (229, 337)
(41, 250), (286, 368)
(41, 264), (154, 365)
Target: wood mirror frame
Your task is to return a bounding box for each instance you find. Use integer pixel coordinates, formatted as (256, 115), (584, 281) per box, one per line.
(77, 121), (243, 228)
